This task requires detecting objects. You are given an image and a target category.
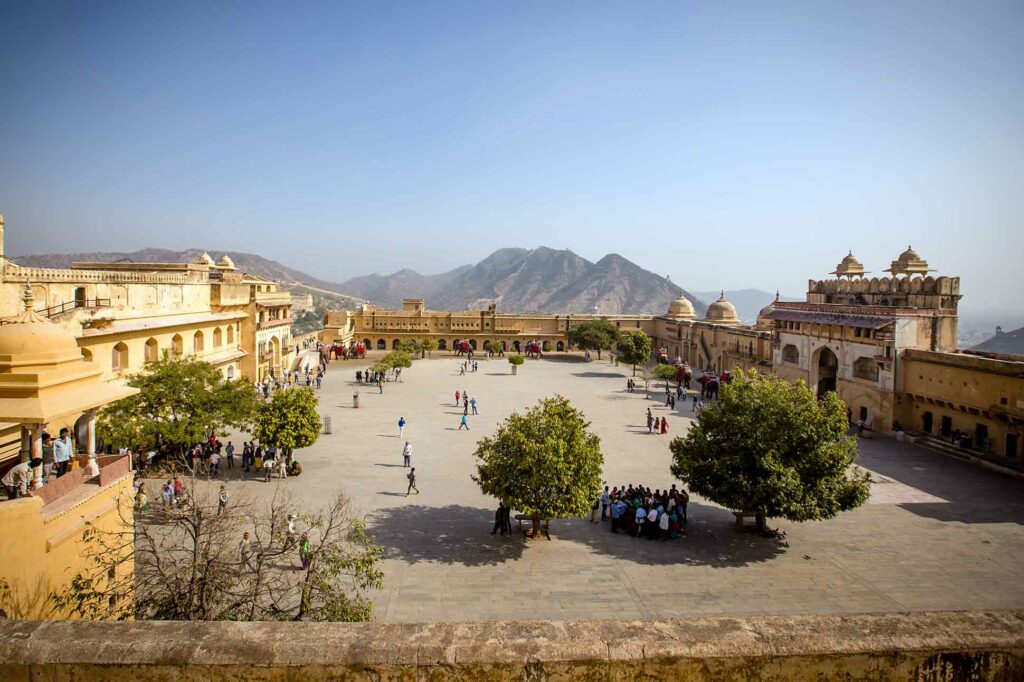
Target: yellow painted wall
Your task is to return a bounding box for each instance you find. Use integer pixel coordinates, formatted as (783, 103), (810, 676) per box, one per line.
(0, 473), (135, 620)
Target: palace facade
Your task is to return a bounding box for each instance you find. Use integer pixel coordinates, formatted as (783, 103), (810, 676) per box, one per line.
(322, 247), (1023, 464)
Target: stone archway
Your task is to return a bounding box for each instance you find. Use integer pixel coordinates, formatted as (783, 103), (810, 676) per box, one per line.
(814, 346), (838, 399)
(438, 339), (447, 351)
(513, 340), (521, 353)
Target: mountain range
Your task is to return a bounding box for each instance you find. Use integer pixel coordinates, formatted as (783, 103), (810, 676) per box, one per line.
(10, 246), (705, 317)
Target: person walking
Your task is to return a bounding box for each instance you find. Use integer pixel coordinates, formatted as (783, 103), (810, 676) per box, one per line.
(218, 484), (228, 515)
(226, 441), (235, 469)
(405, 467), (419, 496)
(491, 502), (506, 535)
(470, 397), (478, 415)
(646, 409), (653, 433)
(402, 441), (412, 467)
(299, 533), (311, 570)
(52, 427), (73, 477)
(455, 391), (461, 406)
(661, 417), (669, 435)
(458, 414), (470, 430)
(600, 485), (610, 520)
(652, 416), (660, 434)
(398, 416), (406, 438)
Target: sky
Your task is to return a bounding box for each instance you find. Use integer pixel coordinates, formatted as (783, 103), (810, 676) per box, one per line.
(1, 1), (1022, 315)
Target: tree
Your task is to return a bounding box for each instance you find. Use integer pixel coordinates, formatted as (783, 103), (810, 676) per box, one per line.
(54, 483), (384, 622)
(396, 339), (420, 356)
(507, 353), (524, 375)
(419, 338), (437, 358)
(97, 355), (258, 461)
(652, 363), (679, 391)
(670, 370), (870, 535)
(472, 396), (603, 538)
(615, 329), (652, 376)
(567, 319), (619, 359)
(252, 387), (321, 453)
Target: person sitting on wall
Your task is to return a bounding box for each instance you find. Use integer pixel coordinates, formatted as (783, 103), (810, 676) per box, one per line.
(2, 458), (42, 500)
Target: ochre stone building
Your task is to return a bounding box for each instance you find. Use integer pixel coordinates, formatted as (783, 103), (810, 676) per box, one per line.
(323, 247), (1023, 463)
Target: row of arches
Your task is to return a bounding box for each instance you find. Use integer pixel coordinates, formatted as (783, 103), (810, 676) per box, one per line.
(105, 324), (237, 372)
(360, 338), (567, 353)
(811, 275), (955, 295)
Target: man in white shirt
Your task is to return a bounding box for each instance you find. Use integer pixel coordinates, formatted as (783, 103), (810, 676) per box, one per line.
(52, 428), (73, 477)
(3, 458), (42, 500)
(402, 441), (412, 468)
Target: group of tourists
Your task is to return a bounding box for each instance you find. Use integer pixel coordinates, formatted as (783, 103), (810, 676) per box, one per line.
(601, 484), (689, 540)
(459, 360), (479, 375)
(455, 389), (479, 430)
(645, 408), (670, 435)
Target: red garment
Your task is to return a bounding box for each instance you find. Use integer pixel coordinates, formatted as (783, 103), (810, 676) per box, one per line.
(661, 419), (669, 434)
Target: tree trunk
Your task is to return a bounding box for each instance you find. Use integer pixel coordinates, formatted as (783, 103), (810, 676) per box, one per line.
(531, 515), (541, 539)
(755, 513), (768, 535)
(632, 364), (637, 377)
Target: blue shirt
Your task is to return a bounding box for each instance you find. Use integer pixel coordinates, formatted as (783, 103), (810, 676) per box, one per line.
(52, 436), (73, 463)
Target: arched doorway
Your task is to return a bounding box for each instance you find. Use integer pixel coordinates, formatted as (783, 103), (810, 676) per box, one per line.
(469, 339), (477, 351)
(376, 339), (386, 350)
(556, 341), (564, 352)
(513, 340), (521, 353)
(392, 339), (401, 350)
(438, 339), (447, 351)
(815, 347), (838, 398)
(362, 338), (371, 349)
(270, 335), (281, 367)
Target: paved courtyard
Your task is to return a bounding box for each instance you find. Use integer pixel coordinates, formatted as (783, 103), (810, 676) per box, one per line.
(222, 352), (1024, 622)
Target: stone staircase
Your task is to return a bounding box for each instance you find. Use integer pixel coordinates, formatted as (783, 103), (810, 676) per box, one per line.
(914, 434), (1024, 480)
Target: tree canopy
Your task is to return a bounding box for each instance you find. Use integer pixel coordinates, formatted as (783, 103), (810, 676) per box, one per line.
(252, 387), (322, 451)
(652, 363), (679, 385)
(615, 329), (652, 376)
(568, 319), (619, 359)
(472, 396), (603, 537)
(507, 354), (525, 366)
(670, 369), (870, 534)
(418, 338), (437, 357)
(395, 339), (420, 355)
(97, 355), (258, 455)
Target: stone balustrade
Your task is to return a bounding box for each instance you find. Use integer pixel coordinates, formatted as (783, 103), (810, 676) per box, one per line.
(0, 610), (1022, 680)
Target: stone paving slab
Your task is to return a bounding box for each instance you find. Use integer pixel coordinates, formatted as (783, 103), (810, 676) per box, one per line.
(214, 352), (1024, 622)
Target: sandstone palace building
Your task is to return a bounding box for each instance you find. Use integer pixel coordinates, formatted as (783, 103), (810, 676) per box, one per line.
(323, 247), (1023, 464)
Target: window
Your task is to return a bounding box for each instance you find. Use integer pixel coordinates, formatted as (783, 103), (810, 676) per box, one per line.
(853, 357), (879, 381)
(171, 334), (183, 356)
(111, 342), (128, 371)
(214, 327), (223, 348)
(782, 344), (799, 364)
(144, 338), (158, 362)
(227, 325), (234, 344)
(193, 331), (205, 353)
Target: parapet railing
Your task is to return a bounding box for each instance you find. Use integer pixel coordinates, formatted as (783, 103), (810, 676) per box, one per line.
(0, 298), (111, 325)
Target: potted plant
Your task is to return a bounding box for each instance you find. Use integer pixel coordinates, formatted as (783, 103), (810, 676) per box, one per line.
(508, 354), (525, 375)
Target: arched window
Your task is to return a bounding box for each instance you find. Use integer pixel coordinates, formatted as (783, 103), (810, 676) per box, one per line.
(392, 339), (401, 350)
(438, 339), (447, 351)
(782, 344), (799, 364)
(556, 341), (565, 352)
(853, 356), (879, 381)
(362, 338), (371, 349)
(226, 325), (234, 345)
(144, 338), (159, 363)
(469, 339), (477, 351)
(377, 339), (386, 350)
(226, 365), (236, 380)
(214, 327), (223, 348)
(193, 331), (205, 353)
(171, 334), (183, 356)
(82, 348), (93, 362)
(112, 342), (128, 371)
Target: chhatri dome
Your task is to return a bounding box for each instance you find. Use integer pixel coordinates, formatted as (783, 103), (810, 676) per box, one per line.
(666, 294), (696, 320)
(831, 251), (868, 278)
(756, 292), (780, 330)
(888, 245), (934, 277)
(196, 251), (216, 266)
(704, 291), (740, 325)
(0, 284), (82, 371)
(216, 254), (236, 271)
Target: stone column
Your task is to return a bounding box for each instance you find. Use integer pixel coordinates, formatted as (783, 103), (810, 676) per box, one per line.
(85, 409), (100, 477)
(20, 425), (29, 461)
(29, 424), (44, 489)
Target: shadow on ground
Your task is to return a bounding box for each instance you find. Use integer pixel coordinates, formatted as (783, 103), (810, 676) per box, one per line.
(367, 504), (527, 566)
(550, 502), (788, 567)
(366, 503), (786, 568)
(573, 372), (627, 379)
(857, 439), (1024, 525)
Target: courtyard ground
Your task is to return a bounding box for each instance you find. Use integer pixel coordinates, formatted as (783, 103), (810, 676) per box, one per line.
(214, 352), (1024, 622)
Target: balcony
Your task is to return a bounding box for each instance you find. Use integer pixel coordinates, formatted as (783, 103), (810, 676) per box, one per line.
(258, 317), (293, 330)
(256, 292), (293, 306)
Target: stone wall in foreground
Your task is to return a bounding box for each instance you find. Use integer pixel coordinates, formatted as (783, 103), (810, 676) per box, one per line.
(2, 610), (1023, 681)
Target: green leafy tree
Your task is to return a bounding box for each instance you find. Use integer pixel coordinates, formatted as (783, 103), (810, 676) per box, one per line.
(670, 369), (870, 534)
(652, 363), (679, 391)
(253, 387), (321, 452)
(97, 355), (258, 460)
(472, 396), (603, 538)
(615, 329), (652, 376)
(419, 338), (437, 357)
(568, 319), (619, 359)
(396, 339), (420, 355)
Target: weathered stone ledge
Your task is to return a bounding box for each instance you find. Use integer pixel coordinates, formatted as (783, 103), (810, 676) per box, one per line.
(2, 610), (1023, 680)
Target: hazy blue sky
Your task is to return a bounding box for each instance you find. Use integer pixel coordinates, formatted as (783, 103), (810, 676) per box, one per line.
(1, 1), (1021, 313)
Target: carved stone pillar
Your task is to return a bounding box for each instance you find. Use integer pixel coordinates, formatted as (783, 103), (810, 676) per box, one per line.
(29, 424), (44, 489)
(85, 410), (100, 477)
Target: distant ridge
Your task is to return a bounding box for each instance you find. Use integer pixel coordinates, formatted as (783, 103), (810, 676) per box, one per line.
(971, 325), (1024, 357)
(339, 247), (706, 316)
(10, 246), (705, 316)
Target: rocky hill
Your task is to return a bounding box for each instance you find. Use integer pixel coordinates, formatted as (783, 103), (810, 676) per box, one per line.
(11, 245), (705, 316)
(340, 247), (706, 316)
(971, 325), (1024, 357)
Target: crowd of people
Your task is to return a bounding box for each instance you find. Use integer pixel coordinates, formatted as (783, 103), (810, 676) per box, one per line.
(600, 484), (689, 540)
